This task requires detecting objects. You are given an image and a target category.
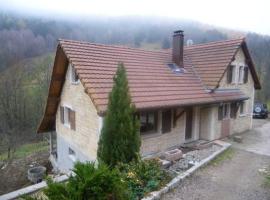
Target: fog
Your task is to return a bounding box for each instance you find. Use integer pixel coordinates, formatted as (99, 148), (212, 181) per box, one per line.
(1, 0), (270, 35)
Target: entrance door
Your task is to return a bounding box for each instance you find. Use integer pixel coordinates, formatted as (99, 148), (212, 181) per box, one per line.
(185, 107), (193, 140)
(199, 107), (212, 140)
(221, 119), (230, 138)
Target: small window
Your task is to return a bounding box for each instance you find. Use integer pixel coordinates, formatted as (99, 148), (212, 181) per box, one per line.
(238, 66), (244, 83)
(140, 111), (158, 134)
(240, 102), (246, 115)
(60, 106), (76, 130)
(70, 65), (79, 84)
(223, 104), (230, 119)
(63, 107), (71, 126)
(230, 103), (237, 119)
(68, 147), (76, 162)
(218, 104), (231, 120)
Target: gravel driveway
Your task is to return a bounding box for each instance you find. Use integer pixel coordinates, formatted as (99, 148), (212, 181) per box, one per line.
(161, 119), (270, 200)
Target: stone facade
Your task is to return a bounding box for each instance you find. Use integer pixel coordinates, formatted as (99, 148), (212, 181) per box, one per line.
(55, 64), (101, 172)
(212, 47), (255, 138)
(141, 106), (201, 156)
(141, 108), (186, 156)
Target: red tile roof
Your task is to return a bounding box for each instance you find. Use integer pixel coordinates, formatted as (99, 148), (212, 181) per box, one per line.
(211, 89), (248, 102)
(186, 38), (243, 89)
(185, 38), (260, 89)
(37, 37), (259, 133)
(60, 40), (220, 114)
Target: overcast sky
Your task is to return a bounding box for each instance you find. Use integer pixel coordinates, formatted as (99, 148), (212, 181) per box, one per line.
(1, 0), (270, 35)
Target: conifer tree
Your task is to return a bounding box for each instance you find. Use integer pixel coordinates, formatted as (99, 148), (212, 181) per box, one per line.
(97, 63), (141, 167)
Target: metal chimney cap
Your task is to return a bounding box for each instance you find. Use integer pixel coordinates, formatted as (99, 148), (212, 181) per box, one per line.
(173, 30), (184, 35)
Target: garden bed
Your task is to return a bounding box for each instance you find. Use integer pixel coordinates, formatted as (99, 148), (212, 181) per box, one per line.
(142, 140), (231, 200)
(168, 144), (221, 174)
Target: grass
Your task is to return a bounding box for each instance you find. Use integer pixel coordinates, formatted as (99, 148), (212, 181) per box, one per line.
(209, 148), (235, 166)
(0, 141), (49, 161)
(264, 173), (270, 187)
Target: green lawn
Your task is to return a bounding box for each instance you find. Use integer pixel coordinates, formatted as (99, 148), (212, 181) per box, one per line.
(264, 173), (270, 187)
(210, 148), (235, 166)
(0, 141), (49, 161)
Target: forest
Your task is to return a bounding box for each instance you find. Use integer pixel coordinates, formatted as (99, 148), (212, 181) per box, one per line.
(0, 11), (270, 157)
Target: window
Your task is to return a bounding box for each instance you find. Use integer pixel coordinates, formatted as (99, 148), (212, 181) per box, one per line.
(239, 102), (246, 115)
(68, 147), (76, 162)
(162, 110), (172, 133)
(227, 65), (236, 84)
(60, 106), (76, 130)
(238, 66), (244, 83)
(218, 103), (230, 120)
(223, 104), (230, 119)
(230, 103), (237, 119)
(140, 111), (158, 134)
(70, 64), (79, 84)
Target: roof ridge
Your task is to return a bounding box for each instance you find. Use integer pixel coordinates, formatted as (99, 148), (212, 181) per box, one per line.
(59, 38), (169, 54)
(185, 37), (244, 49)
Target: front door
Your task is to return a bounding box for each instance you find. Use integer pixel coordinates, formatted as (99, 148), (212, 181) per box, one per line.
(185, 107), (193, 140)
(221, 118), (230, 138)
(199, 107), (212, 140)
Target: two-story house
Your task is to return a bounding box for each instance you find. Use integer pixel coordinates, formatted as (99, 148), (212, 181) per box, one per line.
(37, 30), (260, 173)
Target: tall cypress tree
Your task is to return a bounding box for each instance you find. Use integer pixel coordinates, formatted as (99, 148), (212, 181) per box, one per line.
(97, 63), (141, 167)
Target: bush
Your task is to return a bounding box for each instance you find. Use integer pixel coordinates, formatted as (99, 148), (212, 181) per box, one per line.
(117, 159), (171, 200)
(24, 162), (130, 200)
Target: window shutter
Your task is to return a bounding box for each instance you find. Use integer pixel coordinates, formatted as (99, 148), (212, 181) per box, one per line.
(218, 106), (223, 120)
(244, 67), (248, 83)
(60, 106), (64, 124)
(162, 110), (172, 133)
(69, 109), (76, 130)
(227, 65), (233, 84)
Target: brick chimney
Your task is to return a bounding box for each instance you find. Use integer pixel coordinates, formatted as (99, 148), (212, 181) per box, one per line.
(172, 30), (184, 67)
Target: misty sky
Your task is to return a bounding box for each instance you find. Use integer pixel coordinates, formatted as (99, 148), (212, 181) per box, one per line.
(1, 0), (270, 35)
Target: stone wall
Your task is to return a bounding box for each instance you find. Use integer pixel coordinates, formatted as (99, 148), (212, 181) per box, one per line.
(141, 106), (201, 156)
(140, 108), (186, 156)
(55, 64), (101, 172)
(213, 47), (255, 136)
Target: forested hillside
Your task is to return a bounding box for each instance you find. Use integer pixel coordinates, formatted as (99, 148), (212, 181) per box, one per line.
(0, 11), (270, 154)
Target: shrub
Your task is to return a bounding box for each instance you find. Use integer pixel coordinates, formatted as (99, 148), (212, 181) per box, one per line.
(117, 159), (171, 200)
(23, 162), (130, 200)
(97, 63), (141, 167)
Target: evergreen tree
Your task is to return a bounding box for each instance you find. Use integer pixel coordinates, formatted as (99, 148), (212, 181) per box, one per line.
(97, 63), (141, 167)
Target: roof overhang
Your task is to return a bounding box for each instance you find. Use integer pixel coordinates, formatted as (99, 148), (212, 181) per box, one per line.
(37, 45), (69, 133)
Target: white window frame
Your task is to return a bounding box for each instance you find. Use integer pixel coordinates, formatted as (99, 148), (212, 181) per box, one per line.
(239, 102), (246, 117)
(223, 103), (230, 119)
(238, 66), (244, 84)
(68, 147), (76, 162)
(70, 64), (79, 84)
(231, 65), (237, 84)
(63, 105), (73, 129)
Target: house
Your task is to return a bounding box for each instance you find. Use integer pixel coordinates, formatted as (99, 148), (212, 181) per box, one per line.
(37, 30), (261, 173)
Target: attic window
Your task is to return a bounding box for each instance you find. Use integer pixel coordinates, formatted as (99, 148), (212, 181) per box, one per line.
(238, 66), (244, 83)
(70, 64), (79, 84)
(167, 63), (185, 74)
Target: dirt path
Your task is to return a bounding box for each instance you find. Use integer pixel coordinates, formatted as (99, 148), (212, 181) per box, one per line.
(0, 151), (50, 195)
(161, 119), (270, 200)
